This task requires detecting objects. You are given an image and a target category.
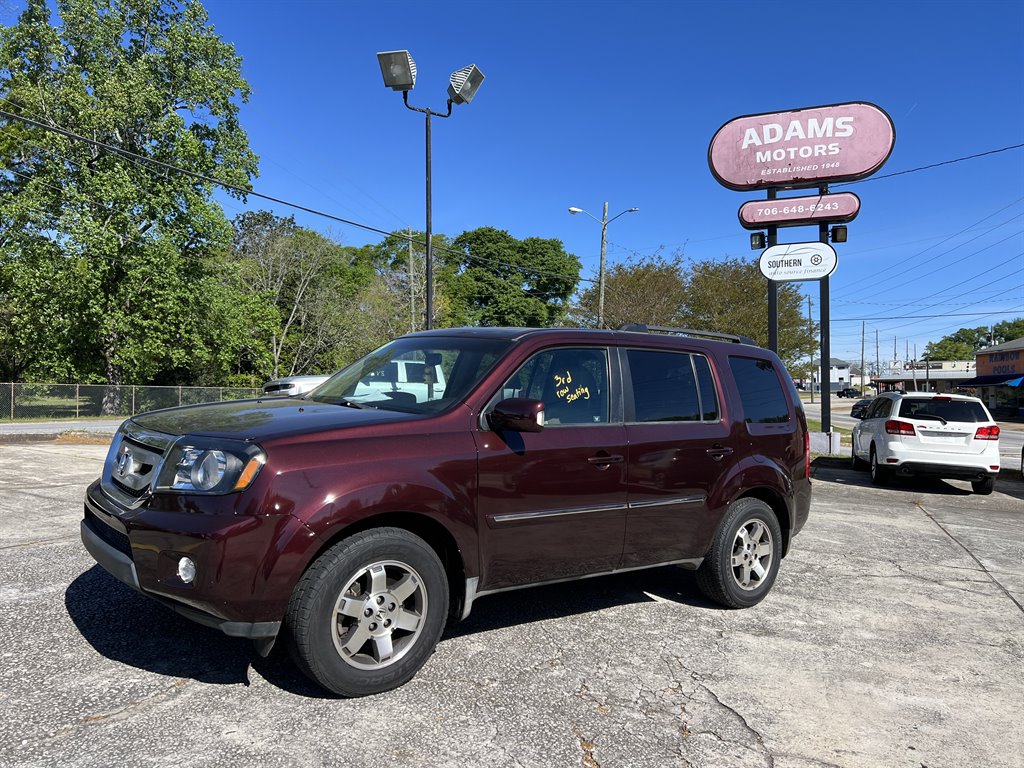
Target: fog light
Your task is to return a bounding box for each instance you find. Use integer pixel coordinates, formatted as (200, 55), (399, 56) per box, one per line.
(177, 557), (197, 584)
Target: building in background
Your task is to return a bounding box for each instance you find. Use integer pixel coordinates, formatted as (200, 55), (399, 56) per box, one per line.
(870, 359), (975, 394)
(958, 337), (1024, 418)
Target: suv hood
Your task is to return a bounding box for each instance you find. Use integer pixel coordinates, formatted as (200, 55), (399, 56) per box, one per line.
(131, 398), (418, 441)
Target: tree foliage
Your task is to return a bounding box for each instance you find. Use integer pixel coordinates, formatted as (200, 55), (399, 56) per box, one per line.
(573, 254), (816, 369)
(924, 318), (1024, 360)
(228, 211), (375, 378)
(0, 0), (257, 392)
(445, 227), (580, 327)
(574, 254), (687, 329)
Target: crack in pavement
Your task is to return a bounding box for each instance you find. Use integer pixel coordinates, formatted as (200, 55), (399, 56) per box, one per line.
(916, 502), (1024, 614)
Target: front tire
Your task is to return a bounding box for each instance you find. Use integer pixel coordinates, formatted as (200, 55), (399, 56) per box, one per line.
(972, 476), (995, 495)
(285, 528), (449, 697)
(696, 498), (782, 609)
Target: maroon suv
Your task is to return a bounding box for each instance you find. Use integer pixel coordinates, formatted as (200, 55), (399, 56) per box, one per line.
(82, 326), (811, 696)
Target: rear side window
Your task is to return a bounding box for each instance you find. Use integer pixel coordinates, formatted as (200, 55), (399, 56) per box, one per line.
(728, 356), (790, 424)
(627, 350), (719, 422)
(898, 398), (990, 423)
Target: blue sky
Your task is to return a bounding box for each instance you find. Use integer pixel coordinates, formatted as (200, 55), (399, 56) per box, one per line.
(5, 0), (1023, 365)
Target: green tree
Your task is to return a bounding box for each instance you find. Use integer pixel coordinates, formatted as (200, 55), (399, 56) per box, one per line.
(0, 0), (257, 404)
(230, 211), (375, 379)
(923, 337), (976, 361)
(678, 257), (816, 369)
(445, 227), (580, 327)
(993, 318), (1024, 345)
(573, 254), (687, 329)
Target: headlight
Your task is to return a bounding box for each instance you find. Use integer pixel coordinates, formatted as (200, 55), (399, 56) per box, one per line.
(155, 437), (266, 495)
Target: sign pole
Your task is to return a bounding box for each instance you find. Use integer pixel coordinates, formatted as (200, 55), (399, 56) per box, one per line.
(819, 184), (831, 433)
(767, 189), (778, 353)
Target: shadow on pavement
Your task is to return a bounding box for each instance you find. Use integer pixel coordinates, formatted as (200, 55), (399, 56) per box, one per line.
(66, 562), (716, 698)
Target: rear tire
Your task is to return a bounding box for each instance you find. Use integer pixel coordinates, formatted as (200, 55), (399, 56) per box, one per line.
(285, 527), (448, 697)
(851, 445), (868, 471)
(869, 446), (890, 486)
(971, 476), (995, 495)
(696, 498), (782, 609)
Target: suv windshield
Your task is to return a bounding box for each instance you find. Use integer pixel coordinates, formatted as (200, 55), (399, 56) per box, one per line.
(307, 336), (511, 413)
(897, 397), (990, 423)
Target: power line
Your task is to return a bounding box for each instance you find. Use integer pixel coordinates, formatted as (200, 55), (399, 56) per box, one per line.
(834, 143), (1024, 186)
(2, 106), (595, 288)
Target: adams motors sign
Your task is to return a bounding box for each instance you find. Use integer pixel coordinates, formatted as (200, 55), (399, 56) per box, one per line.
(709, 102), (895, 191)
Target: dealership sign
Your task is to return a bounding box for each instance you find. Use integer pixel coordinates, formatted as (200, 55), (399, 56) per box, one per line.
(758, 242), (838, 282)
(738, 192), (861, 229)
(709, 102), (895, 191)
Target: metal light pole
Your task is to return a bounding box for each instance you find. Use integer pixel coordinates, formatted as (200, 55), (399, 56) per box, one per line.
(568, 203), (639, 328)
(377, 51), (484, 330)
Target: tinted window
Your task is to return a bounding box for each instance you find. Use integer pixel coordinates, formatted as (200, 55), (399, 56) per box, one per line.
(501, 348), (609, 426)
(866, 398), (892, 420)
(627, 350), (719, 422)
(728, 356), (790, 424)
(694, 355), (720, 421)
(898, 398), (990, 423)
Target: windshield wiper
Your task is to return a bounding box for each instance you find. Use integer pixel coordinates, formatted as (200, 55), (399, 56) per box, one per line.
(914, 414), (947, 424)
(335, 398), (375, 410)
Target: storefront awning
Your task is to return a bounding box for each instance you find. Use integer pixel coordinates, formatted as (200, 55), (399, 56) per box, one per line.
(956, 374), (1024, 387)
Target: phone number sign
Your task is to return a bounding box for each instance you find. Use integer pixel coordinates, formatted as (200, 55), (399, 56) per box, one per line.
(738, 192), (860, 229)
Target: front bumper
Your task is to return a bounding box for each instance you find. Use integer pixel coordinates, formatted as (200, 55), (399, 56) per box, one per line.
(82, 480), (315, 640)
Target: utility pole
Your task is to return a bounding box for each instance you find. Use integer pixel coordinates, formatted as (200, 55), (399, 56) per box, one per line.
(598, 202), (609, 328)
(875, 330), (880, 384)
(408, 227), (415, 332)
(860, 321), (866, 393)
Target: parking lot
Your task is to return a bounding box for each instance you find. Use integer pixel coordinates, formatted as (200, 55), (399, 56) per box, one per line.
(1, 439), (1022, 768)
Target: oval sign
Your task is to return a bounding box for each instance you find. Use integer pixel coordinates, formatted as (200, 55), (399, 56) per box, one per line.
(758, 242), (838, 282)
(709, 102), (895, 191)
(739, 192), (861, 229)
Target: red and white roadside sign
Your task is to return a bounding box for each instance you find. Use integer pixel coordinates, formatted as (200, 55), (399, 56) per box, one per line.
(738, 192), (860, 230)
(709, 102), (895, 191)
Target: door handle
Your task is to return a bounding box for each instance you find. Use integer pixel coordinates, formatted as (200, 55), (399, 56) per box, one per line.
(706, 445), (734, 462)
(588, 453), (624, 467)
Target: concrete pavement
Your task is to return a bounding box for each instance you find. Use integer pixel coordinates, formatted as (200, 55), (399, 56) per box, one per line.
(1, 441), (1022, 768)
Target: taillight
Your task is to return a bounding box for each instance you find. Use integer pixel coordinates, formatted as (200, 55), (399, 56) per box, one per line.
(885, 420), (916, 436)
(804, 430), (810, 478)
(974, 425), (1000, 440)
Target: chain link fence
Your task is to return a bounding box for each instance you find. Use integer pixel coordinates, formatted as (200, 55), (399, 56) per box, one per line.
(0, 383), (259, 421)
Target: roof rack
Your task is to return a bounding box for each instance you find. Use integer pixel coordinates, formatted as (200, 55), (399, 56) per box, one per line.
(616, 323), (756, 346)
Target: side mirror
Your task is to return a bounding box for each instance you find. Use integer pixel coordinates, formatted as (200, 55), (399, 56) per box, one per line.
(488, 398), (545, 433)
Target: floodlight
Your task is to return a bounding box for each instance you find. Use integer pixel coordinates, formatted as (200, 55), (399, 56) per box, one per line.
(377, 50), (417, 91)
(750, 232), (766, 250)
(448, 64), (485, 105)
(830, 225), (848, 243)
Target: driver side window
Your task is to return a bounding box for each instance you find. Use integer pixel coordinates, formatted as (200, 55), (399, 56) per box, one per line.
(501, 348), (609, 426)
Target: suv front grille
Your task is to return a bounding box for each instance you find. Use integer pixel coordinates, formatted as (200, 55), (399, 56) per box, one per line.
(101, 423), (175, 509)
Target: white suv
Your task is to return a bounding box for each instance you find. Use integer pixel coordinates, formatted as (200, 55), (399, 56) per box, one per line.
(851, 392), (1000, 494)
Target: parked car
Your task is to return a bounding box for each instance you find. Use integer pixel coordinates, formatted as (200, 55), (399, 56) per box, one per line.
(836, 387), (861, 398)
(850, 398), (874, 419)
(262, 374), (330, 397)
(850, 391), (1000, 494)
(82, 326), (812, 697)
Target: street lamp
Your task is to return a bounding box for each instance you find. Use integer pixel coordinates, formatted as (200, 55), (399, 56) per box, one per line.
(377, 50), (485, 330)
(568, 203), (639, 328)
